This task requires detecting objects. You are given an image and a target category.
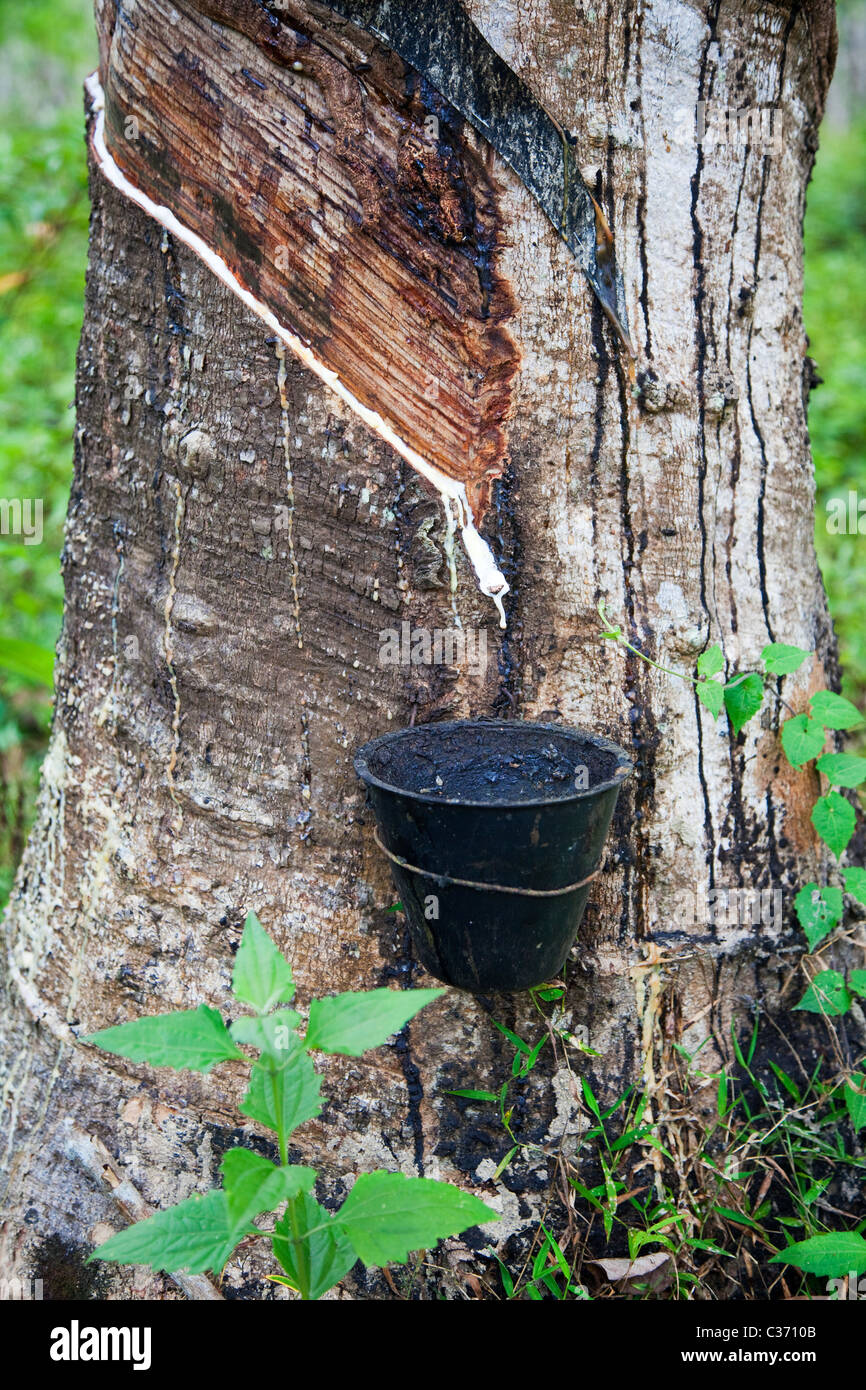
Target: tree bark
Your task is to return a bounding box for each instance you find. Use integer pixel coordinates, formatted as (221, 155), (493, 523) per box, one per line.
(0, 0), (848, 1299)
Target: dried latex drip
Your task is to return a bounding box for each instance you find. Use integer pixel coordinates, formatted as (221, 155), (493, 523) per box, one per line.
(85, 73), (510, 630)
(441, 496), (463, 630)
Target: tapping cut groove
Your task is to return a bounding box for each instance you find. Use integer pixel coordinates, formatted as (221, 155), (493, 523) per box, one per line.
(88, 0), (520, 620)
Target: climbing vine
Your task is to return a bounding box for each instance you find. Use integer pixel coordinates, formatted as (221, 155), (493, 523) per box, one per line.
(597, 600), (866, 1023)
(438, 606), (866, 1296)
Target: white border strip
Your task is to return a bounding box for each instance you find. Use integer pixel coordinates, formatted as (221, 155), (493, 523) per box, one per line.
(85, 73), (509, 625)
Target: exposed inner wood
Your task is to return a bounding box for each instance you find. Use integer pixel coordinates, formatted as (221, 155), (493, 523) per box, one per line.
(96, 0), (521, 523)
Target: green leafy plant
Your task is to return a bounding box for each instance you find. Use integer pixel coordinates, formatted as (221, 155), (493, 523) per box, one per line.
(770, 1232), (866, 1279)
(84, 911), (497, 1298)
(593, 607), (866, 1293)
(454, 998), (866, 1299)
(598, 604), (866, 1020)
(677, 1021), (866, 1289)
(585, 1018), (864, 1297)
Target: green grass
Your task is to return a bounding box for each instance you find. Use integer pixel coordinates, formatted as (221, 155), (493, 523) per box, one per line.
(451, 993), (866, 1300)
(0, 3), (864, 906)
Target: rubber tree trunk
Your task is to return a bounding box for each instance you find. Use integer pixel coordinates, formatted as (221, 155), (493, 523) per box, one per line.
(0, 0), (844, 1298)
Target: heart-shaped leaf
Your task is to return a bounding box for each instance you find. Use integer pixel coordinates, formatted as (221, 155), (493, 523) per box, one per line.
(697, 679), (724, 717)
(810, 690), (864, 731)
(811, 793), (856, 858)
(794, 970), (851, 1017)
(723, 673), (764, 736)
(697, 644), (724, 679)
(794, 883), (843, 949)
(815, 753), (866, 788)
(761, 643), (810, 676)
(781, 714), (826, 767)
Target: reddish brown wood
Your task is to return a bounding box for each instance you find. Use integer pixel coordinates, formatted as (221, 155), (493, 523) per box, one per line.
(95, 0), (521, 521)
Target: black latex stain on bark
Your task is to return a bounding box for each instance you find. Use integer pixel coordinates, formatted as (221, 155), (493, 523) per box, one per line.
(736, 6), (801, 893)
(688, 0), (720, 620)
(689, 0), (722, 882)
(725, 419), (743, 637)
(209, 1120), (281, 1166)
(744, 152), (776, 646)
(719, 728), (779, 905)
(591, 122), (659, 944)
(436, 1000), (556, 1196)
(629, 0), (652, 358)
(403, 74), (498, 320)
(721, 156), (749, 641)
(723, 158), (750, 368)
(491, 460), (523, 716)
(28, 1233), (112, 1300)
(586, 137), (611, 490)
(381, 920), (426, 1174)
(587, 298), (610, 553)
(160, 226), (190, 340)
(614, 354), (660, 944)
(746, 2), (800, 649)
(588, 299), (634, 926)
(693, 688), (717, 896)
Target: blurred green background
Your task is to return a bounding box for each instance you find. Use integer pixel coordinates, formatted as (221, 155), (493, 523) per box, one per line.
(0, 1), (864, 906)
(0, 0), (96, 902)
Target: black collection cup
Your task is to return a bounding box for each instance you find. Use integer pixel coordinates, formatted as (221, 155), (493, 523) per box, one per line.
(354, 719), (632, 993)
